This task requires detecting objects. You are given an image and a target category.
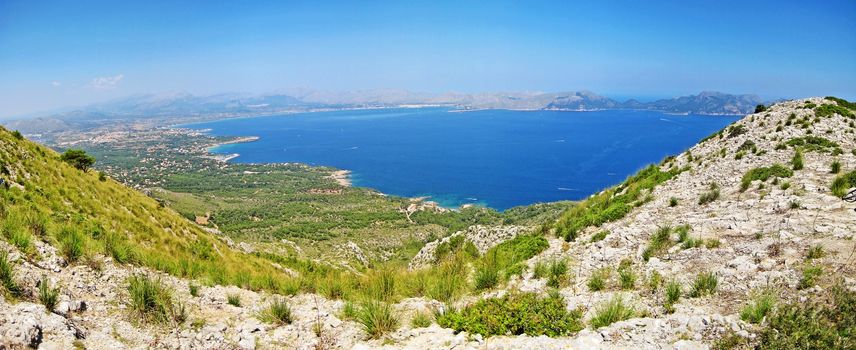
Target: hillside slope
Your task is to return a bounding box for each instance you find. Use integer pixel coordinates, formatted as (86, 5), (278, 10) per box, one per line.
(0, 97), (854, 349)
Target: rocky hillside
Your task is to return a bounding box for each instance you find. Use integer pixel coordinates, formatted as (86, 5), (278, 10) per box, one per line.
(1, 97), (855, 349)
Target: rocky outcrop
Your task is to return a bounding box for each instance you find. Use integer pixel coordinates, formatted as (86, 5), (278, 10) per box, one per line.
(409, 225), (530, 269)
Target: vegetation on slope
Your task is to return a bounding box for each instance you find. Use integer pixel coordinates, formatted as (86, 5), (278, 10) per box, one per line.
(553, 164), (686, 241)
(0, 127), (292, 292)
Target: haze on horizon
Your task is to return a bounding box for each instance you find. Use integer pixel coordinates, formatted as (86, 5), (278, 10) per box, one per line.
(0, 0), (854, 118)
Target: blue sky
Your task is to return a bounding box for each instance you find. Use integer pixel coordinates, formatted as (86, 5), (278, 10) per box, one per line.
(1, 0), (854, 117)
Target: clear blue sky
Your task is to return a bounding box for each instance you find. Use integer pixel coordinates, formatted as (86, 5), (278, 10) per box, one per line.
(1, 0), (854, 117)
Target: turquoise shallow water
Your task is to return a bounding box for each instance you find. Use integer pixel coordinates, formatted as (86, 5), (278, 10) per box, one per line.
(185, 108), (740, 210)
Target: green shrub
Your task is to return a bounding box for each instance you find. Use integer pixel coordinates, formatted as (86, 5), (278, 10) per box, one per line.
(474, 264), (499, 290)
(705, 239), (721, 249)
(698, 183), (720, 205)
(363, 268), (396, 301)
(547, 260), (568, 288)
(754, 105), (767, 113)
(258, 298), (292, 325)
(341, 301), (357, 320)
(590, 295), (635, 329)
(740, 292), (776, 324)
(791, 149), (804, 170)
(740, 164), (793, 192)
(642, 226), (673, 261)
(128, 274), (183, 324)
(590, 230), (609, 242)
(426, 256), (468, 302)
(103, 231), (135, 264)
(674, 224), (691, 243)
(618, 267), (637, 290)
(0, 251), (21, 298)
(681, 236), (703, 249)
(648, 271), (662, 293)
(434, 235), (465, 262)
(356, 301), (399, 339)
(786, 136), (841, 153)
(798, 265), (823, 290)
(588, 267), (610, 291)
(11, 130), (23, 139)
(669, 197), (678, 207)
(189, 283), (199, 297)
(411, 312), (433, 328)
(830, 171), (856, 197)
(689, 271), (718, 298)
(38, 275), (60, 312)
(758, 282), (855, 348)
(554, 165), (683, 241)
(815, 102), (855, 118)
(664, 280), (682, 313)
(58, 225), (86, 263)
(831, 161), (841, 174)
(532, 261), (547, 279)
(319, 273), (349, 300)
(227, 294), (241, 307)
(806, 245), (826, 260)
(437, 292), (583, 337)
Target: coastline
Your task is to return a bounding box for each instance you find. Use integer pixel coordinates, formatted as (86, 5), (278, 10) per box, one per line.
(206, 136), (260, 162)
(330, 169), (352, 187)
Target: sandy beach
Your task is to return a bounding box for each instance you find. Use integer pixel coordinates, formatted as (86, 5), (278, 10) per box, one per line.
(330, 169), (352, 187)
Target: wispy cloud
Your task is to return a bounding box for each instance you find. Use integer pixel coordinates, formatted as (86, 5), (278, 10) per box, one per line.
(89, 74), (124, 89)
(51, 81), (61, 87)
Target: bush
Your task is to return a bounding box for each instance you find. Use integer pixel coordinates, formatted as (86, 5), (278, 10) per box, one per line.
(590, 295), (635, 329)
(128, 275), (184, 324)
(758, 282), (854, 348)
(0, 251), (21, 298)
(664, 280), (682, 313)
(58, 226), (86, 263)
(618, 267), (637, 290)
(547, 260), (568, 288)
(590, 230), (609, 242)
(791, 149), (804, 170)
(830, 171), (856, 197)
(258, 298), (292, 325)
(831, 161), (841, 174)
(698, 183), (720, 205)
(755, 104), (767, 113)
(474, 264), (499, 290)
(356, 301), (399, 339)
(60, 149), (95, 171)
(642, 226), (673, 261)
(669, 197), (678, 207)
(588, 268), (610, 291)
(363, 268), (396, 301)
(437, 292), (583, 337)
(426, 256), (468, 302)
(689, 271), (717, 298)
(740, 292), (776, 324)
(554, 165), (683, 241)
(798, 265), (823, 290)
(806, 245), (826, 260)
(411, 312), (433, 328)
(189, 283), (200, 297)
(38, 275), (60, 312)
(740, 164), (793, 192)
(11, 130), (23, 139)
(103, 231), (135, 264)
(227, 293), (242, 307)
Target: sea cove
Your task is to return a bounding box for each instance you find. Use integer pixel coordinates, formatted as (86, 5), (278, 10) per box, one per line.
(186, 108), (740, 210)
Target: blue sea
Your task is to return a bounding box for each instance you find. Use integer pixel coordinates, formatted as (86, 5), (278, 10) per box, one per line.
(185, 108), (740, 210)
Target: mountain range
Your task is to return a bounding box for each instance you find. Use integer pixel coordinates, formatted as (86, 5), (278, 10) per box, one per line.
(3, 90), (765, 135)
